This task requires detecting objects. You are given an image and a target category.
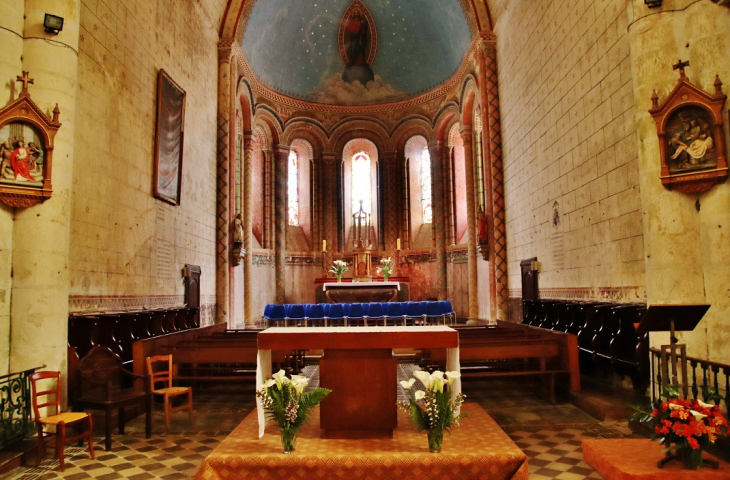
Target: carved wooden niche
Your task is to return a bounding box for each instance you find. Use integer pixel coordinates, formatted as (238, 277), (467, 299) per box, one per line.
(0, 72), (61, 208)
(649, 61), (727, 194)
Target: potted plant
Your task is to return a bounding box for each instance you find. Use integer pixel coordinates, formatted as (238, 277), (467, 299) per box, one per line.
(398, 370), (465, 452)
(256, 370), (332, 453)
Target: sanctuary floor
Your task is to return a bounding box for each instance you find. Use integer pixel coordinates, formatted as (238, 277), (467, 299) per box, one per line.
(2, 366), (640, 480)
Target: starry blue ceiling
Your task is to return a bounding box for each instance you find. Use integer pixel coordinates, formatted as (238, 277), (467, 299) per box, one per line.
(241, 0), (473, 105)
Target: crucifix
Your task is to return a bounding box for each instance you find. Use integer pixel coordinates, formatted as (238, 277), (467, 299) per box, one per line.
(16, 71), (34, 95)
(672, 59), (690, 79)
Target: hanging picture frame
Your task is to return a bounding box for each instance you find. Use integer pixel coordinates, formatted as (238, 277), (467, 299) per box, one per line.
(0, 72), (61, 208)
(153, 69), (186, 205)
(649, 62), (727, 194)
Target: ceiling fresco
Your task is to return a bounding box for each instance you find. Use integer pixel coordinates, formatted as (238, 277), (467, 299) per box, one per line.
(241, 0), (473, 106)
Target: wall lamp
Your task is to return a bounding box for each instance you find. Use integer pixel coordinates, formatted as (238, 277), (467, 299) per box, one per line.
(645, 0), (663, 7)
(44, 14), (64, 34)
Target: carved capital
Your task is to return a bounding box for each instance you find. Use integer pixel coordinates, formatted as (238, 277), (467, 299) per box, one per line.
(478, 32), (497, 56)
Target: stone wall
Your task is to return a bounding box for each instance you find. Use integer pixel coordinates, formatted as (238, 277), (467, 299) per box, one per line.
(70, 0), (226, 316)
(496, 0), (645, 305)
(628, 0), (730, 362)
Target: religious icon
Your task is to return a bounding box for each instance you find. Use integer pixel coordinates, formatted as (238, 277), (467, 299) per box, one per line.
(0, 71), (61, 207)
(338, 1), (377, 85)
(664, 107), (717, 174)
(649, 60), (727, 193)
(153, 69), (186, 206)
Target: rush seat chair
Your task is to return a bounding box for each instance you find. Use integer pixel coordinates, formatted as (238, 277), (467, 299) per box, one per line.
(30, 371), (95, 471)
(145, 355), (193, 432)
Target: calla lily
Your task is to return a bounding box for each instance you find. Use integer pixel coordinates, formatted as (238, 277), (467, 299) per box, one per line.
(414, 390), (425, 401)
(668, 403), (683, 411)
(445, 371), (461, 385)
(291, 376), (308, 394)
(430, 372), (445, 393)
(413, 370), (432, 389)
(272, 369), (289, 389)
(690, 410), (708, 421)
(262, 379), (276, 389)
(697, 399), (714, 409)
(400, 378), (416, 389)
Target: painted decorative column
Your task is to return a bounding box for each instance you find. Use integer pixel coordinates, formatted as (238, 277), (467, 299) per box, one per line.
(481, 34), (508, 322)
(383, 151), (398, 251)
(446, 146), (457, 246)
(243, 133), (253, 325)
(215, 43), (233, 325)
(460, 126), (480, 323)
(263, 148), (273, 250)
(429, 141), (448, 300)
(322, 152), (336, 253)
(274, 145), (289, 304)
(9, 0), (80, 374)
(401, 155), (410, 250)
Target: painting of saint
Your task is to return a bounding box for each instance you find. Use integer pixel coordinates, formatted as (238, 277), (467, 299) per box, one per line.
(0, 123), (45, 185)
(344, 10), (369, 67)
(665, 107), (717, 174)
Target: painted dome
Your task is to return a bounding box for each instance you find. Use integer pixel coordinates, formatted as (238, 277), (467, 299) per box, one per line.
(241, 0), (473, 105)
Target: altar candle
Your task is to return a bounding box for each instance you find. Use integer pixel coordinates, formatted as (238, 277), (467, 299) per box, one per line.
(397, 238), (401, 250)
(322, 240), (326, 252)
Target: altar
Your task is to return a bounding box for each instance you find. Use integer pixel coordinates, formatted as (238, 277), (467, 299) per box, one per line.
(323, 281), (400, 303)
(256, 326), (459, 439)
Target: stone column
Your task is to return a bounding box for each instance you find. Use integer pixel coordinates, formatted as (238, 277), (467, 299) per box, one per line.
(446, 146), (457, 246)
(9, 0), (80, 374)
(273, 145), (289, 304)
(0, 0), (24, 375)
(243, 133), (253, 325)
(429, 141), (448, 300)
(215, 44), (233, 326)
(401, 154), (410, 250)
(311, 156), (319, 250)
(460, 127), (480, 323)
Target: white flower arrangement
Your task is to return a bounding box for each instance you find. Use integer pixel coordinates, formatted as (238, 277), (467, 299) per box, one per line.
(377, 257), (394, 278)
(329, 259), (348, 276)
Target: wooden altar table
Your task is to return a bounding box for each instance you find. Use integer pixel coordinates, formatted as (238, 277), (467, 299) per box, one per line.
(322, 281), (401, 303)
(194, 403), (528, 480)
(256, 326), (459, 439)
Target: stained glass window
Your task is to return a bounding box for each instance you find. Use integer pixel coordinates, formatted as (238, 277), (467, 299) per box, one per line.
(421, 147), (432, 223)
(351, 151), (371, 217)
(288, 150), (299, 226)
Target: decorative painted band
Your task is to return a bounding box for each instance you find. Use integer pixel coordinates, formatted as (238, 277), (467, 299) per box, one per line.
(507, 286), (646, 302)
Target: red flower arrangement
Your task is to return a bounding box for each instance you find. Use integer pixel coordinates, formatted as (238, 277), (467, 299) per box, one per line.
(632, 387), (728, 469)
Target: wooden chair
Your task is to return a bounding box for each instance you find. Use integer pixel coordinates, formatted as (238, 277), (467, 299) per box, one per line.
(146, 355), (193, 431)
(75, 346), (152, 451)
(30, 371), (95, 471)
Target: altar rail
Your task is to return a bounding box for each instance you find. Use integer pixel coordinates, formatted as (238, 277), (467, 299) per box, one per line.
(521, 299), (649, 392)
(0, 366), (43, 449)
(68, 307), (200, 369)
(649, 347), (730, 414)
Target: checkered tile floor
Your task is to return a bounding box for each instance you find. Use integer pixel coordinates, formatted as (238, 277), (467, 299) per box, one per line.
(2, 368), (640, 479)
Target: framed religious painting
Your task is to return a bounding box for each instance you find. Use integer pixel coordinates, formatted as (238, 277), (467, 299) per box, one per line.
(153, 69), (186, 206)
(649, 62), (727, 194)
(0, 72), (61, 208)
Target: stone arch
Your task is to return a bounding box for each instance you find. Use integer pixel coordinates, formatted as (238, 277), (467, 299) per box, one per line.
(330, 119), (390, 155)
(282, 122), (327, 158)
(391, 118), (434, 152)
(253, 108), (283, 146)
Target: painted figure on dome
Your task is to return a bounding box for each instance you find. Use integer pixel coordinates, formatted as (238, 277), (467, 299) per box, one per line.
(345, 11), (369, 66)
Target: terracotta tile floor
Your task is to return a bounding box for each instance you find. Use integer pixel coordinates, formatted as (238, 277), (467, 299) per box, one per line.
(2, 366), (640, 479)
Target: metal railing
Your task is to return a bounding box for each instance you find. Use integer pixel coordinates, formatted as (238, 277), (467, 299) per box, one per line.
(650, 347), (729, 413)
(0, 366), (43, 449)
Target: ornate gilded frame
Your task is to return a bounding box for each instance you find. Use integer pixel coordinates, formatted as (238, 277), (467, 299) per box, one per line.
(0, 73), (61, 208)
(649, 65), (727, 194)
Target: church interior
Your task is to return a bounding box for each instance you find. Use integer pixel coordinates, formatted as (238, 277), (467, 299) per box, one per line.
(1, 0), (730, 478)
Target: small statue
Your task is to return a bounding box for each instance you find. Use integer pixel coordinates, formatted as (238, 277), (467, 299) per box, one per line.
(233, 213), (244, 247)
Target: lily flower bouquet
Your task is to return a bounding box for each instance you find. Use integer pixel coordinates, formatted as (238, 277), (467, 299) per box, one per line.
(398, 369), (466, 452)
(329, 259), (348, 282)
(377, 257), (395, 281)
(256, 369), (331, 453)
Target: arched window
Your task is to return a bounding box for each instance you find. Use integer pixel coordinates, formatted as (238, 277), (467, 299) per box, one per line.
(351, 151), (371, 217)
(420, 146), (432, 223)
(288, 150), (299, 226)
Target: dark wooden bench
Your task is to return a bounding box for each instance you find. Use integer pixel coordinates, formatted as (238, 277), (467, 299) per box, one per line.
(74, 346), (152, 451)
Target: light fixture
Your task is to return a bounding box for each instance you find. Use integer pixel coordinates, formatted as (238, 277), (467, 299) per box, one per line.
(645, 0), (662, 7)
(44, 14), (64, 34)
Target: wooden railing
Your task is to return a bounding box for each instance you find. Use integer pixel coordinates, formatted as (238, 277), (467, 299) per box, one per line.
(649, 347), (729, 414)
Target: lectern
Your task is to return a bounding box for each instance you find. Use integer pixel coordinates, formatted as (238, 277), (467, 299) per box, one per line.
(636, 304), (716, 469)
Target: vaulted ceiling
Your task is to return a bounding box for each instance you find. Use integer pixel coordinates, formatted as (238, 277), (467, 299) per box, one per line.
(237, 0), (476, 106)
